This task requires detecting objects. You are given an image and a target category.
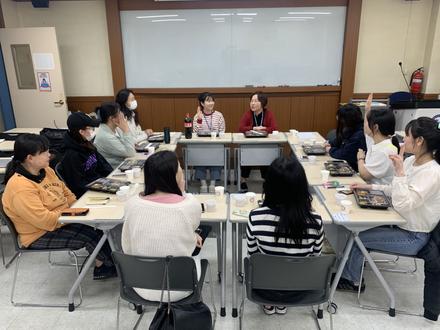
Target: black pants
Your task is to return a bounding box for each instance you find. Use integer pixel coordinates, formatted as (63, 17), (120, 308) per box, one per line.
(29, 223), (114, 266)
(240, 166), (268, 179)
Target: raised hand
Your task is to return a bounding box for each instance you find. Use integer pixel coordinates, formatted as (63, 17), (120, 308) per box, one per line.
(365, 93), (373, 112)
(389, 144), (405, 177)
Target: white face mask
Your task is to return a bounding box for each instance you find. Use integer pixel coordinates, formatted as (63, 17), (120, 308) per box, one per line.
(85, 130), (96, 141)
(128, 100), (137, 111)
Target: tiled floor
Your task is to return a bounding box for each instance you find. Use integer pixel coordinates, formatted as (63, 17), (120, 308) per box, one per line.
(0, 177), (438, 329)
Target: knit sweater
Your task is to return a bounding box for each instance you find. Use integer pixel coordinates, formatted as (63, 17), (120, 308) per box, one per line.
(127, 116), (148, 143)
(121, 193), (202, 301)
(239, 109), (278, 134)
(2, 167), (76, 247)
(94, 123), (136, 169)
(372, 157), (440, 233)
(192, 111), (225, 133)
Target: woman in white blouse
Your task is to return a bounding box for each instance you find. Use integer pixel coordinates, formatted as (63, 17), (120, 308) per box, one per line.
(357, 94), (399, 185)
(338, 117), (440, 292)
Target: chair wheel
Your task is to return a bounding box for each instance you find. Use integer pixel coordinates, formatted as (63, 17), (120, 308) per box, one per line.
(317, 309), (323, 319)
(327, 302), (338, 314)
(128, 303), (136, 311)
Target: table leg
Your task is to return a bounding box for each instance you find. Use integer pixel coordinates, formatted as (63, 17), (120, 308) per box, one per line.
(237, 148), (241, 192)
(68, 231), (108, 312)
(237, 224), (243, 278)
(221, 221), (227, 317)
(353, 234), (396, 317)
(224, 148), (228, 192)
(231, 222), (238, 317)
(329, 234), (354, 303)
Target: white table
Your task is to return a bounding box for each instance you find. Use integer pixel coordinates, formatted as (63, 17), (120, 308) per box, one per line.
(287, 131), (326, 147)
(316, 186), (407, 317)
(59, 189), (229, 315)
(178, 133), (232, 191)
(228, 193), (332, 317)
(232, 133), (287, 192)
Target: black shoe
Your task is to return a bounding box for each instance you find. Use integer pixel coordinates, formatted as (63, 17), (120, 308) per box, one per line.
(240, 182), (248, 193)
(93, 264), (117, 280)
(336, 278), (365, 293)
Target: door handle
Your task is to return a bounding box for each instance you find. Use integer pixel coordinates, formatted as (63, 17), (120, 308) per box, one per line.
(54, 100), (65, 105)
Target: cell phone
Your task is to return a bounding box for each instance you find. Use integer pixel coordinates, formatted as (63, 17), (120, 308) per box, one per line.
(339, 189), (354, 195)
(200, 203), (205, 213)
(61, 208), (90, 216)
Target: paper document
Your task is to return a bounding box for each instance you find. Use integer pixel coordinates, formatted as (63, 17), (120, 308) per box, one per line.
(297, 132), (316, 140)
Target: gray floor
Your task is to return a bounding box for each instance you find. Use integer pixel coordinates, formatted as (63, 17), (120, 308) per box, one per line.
(0, 176), (438, 329)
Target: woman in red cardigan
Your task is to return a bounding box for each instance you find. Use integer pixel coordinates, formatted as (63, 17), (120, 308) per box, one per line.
(238, 91), (278, 192)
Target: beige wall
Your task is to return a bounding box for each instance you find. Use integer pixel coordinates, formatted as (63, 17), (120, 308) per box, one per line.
(1, 0), (438, 97)
(1, 0), (113, 97)
(354, 0), (435, 94)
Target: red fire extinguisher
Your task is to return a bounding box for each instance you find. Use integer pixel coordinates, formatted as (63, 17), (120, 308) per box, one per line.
(410, 67), (424, 95)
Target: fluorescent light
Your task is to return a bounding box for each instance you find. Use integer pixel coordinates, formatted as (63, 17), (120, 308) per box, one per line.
(288, 11), (331, 15)
(275, 18), (306, 22)
(212, 17), (225, 20)
(236, 13), (257, 16)
(242, 21), (252, 23)
(211, 13), (232, 16)
(151, 19), (186, 22)
(279, 16), (314, 19)
(136, 14), (178, 19)
(241, 17), (254, 20)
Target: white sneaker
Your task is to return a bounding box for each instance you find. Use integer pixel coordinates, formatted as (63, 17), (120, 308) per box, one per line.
(200, 185), (208, 193)
(208, 185), (216, 193)
(275, 306), (287, 315)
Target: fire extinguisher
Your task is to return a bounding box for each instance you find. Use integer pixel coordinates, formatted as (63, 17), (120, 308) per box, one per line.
(410, 67), (424, 95)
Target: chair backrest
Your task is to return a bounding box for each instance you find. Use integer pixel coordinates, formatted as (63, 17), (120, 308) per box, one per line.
(54, 162), (65, 182)
(112, 251), (198, 292)
(245, 254), (336, 292)
(0, 193), (22, 251)
(388, 91), (412, 107)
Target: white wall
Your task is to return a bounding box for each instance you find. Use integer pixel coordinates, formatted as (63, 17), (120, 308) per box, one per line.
(424, 0), (440, 94)
(1, 0), (113, 97)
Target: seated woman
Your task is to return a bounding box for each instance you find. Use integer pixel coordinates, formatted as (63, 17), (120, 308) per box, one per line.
(2, 134), (115, 280)
(339, 117), (440, 294)
(239, 91), (278, 192)
(122, 150), (208, 301)
(357, 94), (399, 185)
(326, 104), (367, 171)
(247, 156), (324, 315)
(60, 112), (113, 198)
(94, 101), (136, 169)
(192, 92), (226, 193)
(115, 89), (153, 143)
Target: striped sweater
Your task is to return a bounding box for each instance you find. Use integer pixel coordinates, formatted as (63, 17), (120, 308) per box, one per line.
(192, 111), (225, 133)
(246, 206), (324, 257)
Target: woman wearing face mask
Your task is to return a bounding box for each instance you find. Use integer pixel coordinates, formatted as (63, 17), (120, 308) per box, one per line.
(192, 92), (226, 193)
(94, 102), (136, 168)
(116, 89), (153, 143)
(60, 112), (113, 198)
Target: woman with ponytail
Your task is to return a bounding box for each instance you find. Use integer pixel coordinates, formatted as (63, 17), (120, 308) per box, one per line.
(246, 156), (324, 315)
(338, 117), (440, 292)
(2, 134), (116, 280)
(357, 94), (399, 185)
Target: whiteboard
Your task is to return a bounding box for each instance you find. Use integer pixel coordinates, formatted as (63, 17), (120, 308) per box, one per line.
(121, 7), (346, 88)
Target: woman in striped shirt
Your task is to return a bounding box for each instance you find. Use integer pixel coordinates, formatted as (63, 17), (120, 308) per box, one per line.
(247, 156), (324, 315)
(192, 92), (226, 193)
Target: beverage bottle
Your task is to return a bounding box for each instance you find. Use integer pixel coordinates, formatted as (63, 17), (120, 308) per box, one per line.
(163, 127), (171, 144)
(184, 113), (193, 139)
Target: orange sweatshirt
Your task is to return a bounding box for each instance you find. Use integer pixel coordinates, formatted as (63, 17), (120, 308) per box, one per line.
(2, 167), (76, 247)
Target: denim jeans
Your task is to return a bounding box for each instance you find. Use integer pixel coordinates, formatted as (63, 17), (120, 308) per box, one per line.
(341, 226), (430, 282)
(194, 166), (222, 181)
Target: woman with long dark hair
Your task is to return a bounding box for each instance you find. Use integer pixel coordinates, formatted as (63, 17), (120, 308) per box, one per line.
(122, 151), (208, 301)
(2, 134), (115, 280)
(246, 156), (324, 315)
(327, 103), (367, 171)
(60, 112), (113, 197)
(115, 89), (153, 142)
(339, 117), (440, 293)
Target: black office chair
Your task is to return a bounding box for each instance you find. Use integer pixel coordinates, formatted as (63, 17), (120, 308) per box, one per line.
(112, 252), (217, 330)
(0, 194), (83, 307)
(240, 253), (336, 330)
(54, 162), (65, 182)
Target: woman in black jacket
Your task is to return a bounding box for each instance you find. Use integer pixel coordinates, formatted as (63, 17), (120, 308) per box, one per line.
(60, 112), (113, 198)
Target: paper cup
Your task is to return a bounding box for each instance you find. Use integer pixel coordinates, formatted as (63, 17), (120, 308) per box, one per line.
(308, 155), (317, 163)
(233, 194), (247, 207)
(119, 185), (130, 193)
(125, 170), (134, 181)
(272, 130), (279, 136)
(321, 170), (330, 183)
(205, 199), (217, 212)
(340, 200), (353, 214)
(245, 192), (256, 204)
(214, 186), (224, 197)
(116, 190), (128, 202)
(211, 132), (217, 139)
(219, 132), (225, 138)
(147, 146), (155, 154)
(290, 129), (298, 135)
(132, 167), (141, 178)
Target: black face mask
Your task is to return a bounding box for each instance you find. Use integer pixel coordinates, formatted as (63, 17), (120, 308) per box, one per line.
(15, 164), (46, 183)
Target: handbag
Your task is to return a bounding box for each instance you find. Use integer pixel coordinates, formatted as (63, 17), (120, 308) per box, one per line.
(149, 256), (212, 330)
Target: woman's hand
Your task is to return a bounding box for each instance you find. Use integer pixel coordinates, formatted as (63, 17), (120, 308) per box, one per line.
(350, 183), (372, 190)
(115, 112), (130, 133)
(365, 93), (373, 113)
(357, 148), (366, 161)
(196, 106), (202, 120)
(145, 128), (153, 136)
(325, 143), (331, 153)
(195, 234), (203, 248)
(389, 145), (406, 177)
(253, 126), (266, 131)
